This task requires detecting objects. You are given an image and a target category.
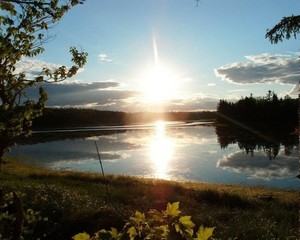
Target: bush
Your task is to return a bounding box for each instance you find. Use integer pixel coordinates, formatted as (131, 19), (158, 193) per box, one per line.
(73, 202), (215, 240)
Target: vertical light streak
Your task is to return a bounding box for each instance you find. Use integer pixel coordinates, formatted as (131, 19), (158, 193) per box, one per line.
(152, 34), (159, 67)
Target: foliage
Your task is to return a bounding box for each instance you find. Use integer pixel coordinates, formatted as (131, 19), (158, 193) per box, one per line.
(0, 0), (87, 170)
(73, 202), (215, 240)
(32, 108), (216, 129)
(266, 15), (300, 44)
(0, 191), (48, 240)
(216, 91), (298, 130)
(1, 159), (298, 239)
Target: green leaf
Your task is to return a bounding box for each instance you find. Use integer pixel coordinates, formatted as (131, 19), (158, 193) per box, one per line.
(155, 225), (169, 237)
(165, 202), (181, 217)
(179, 216), (195, 229)
(127, 226), (137, 240)
(109, 227), (120, 239)
(195, 226), (215, 240)
(72, 232), (90, 240)
(175, 223), (180, 233)
(130, 211), (146, 224)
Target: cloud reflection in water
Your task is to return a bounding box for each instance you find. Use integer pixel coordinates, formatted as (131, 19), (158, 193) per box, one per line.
(8, 122), (298, 189)
(217, 149), (298, 180)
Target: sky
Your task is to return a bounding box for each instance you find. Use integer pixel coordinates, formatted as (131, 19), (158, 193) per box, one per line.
(18, 0), (300, 112)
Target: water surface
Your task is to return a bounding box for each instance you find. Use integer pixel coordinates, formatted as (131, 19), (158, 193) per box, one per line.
(9, 121), (299, 189)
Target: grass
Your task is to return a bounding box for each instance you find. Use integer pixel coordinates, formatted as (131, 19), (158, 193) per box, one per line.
(1, 157), (299, 240)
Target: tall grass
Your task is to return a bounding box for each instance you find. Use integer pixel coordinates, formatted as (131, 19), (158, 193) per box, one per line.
(1, 157), (299, 239)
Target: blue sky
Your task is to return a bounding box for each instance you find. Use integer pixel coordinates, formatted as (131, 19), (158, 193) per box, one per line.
(19, 0), (300, 111)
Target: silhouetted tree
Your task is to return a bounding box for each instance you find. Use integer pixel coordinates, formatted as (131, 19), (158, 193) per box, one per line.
(216, 92), (298, 130)
(266, 13), (300, 177)
(0, 0), (87, 171)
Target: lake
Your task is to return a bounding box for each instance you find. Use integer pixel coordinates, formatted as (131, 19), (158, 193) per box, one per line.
(9, 121), (299, 190)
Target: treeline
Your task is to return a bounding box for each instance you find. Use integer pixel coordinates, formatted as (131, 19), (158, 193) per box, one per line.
(217, 91), (298, 131)
(32, 108), (216, 129)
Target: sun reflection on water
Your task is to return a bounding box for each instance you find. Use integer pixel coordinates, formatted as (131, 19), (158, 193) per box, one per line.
(149, 121), (174, 179)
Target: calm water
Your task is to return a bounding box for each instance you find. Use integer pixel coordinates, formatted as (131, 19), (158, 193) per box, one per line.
(9, 121), (299, 189)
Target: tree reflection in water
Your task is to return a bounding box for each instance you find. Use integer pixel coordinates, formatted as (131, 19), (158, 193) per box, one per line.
(215, 124), (298, 160)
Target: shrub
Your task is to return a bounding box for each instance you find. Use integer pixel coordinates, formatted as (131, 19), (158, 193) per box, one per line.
(73, 202), (215, 240)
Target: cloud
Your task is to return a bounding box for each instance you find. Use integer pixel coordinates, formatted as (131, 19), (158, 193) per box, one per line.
(164, 97), (219, 111)
(14, 57), (85, 80)
(217, 150), (298, 180)
(24, 80), (139, 110)
(15, 58), (62, 78)
(23, 78), (221, 111)
(215, 53), (300, 85)
(125, 93), (220, 112)
(207, 83), (216, 87)
(227, 89), (248, 93)
(98, 53), (112, 62)
(44, 82), (138, 108)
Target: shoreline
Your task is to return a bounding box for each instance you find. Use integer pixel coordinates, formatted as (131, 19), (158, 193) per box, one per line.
(1, 157), (298, 239)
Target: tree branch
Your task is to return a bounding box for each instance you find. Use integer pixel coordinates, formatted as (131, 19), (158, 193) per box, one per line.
(266, 15), (300, 44)
(1, 0), (50, 5)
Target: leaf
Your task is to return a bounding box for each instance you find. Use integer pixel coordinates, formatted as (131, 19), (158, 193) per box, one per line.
(155, 225), (169, 237)
(165, 202), (181, 217)
(195, 226), (215, 240)
(130, 211), (146, 224)
(179, 216), (195, 229)
(109, 227), (119, 238)
(127, 226), (137, 240)
(175, 223), (180, 233)
(72, 232), (91, 240)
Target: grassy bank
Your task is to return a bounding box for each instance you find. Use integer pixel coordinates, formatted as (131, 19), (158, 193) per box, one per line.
(1, 157), (299, 239)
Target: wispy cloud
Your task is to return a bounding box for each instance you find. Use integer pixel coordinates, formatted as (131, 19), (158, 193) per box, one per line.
(98, 53), (112, 63)
(14, 57), (85, 79)
(162, 95), (219, 111)
(227, 89), (248, 93)
(15, 58), (61, 78)
(214, 53), (300, 85)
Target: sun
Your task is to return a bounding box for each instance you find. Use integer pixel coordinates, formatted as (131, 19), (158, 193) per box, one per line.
(139, 35), (179, 104)
(142, 64), (177, 103)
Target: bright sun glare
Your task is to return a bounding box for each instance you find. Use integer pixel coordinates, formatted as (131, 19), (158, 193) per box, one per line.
(149, 121), (173, 179)
(143, 65), (176, 103)
(140, 36), (178, 104)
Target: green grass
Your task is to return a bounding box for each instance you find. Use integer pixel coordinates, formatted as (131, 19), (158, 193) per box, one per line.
(1, 157), (299, 240)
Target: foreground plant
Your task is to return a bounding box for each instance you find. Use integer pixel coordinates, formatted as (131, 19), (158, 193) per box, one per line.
(0, 191), (48, 240)
(0, 0), (87, 171)
(73, 202), (215, 240)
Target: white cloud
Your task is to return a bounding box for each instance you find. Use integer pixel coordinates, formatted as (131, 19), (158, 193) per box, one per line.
(207, 83), (216, 87)
(14, 57), (85, 79)
(15, 58), (61, 77)
(215, 53), (300, 85)
(98, 53), (112, 62)
(227, 89), (248, 93)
